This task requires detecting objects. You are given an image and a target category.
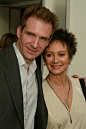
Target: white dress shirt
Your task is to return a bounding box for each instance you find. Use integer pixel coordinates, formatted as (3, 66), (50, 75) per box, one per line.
(13, 42), (38, 129)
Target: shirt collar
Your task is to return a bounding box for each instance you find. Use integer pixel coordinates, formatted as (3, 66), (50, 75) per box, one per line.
(13, 42), (37, 73)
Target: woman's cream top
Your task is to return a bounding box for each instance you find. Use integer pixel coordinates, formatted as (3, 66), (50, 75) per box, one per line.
(42, 77), (86, 129)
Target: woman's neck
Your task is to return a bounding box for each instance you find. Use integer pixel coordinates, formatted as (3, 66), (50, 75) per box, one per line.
(47, 73), (69, 89)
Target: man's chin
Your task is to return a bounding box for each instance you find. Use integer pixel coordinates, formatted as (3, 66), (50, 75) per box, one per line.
(25, 56), (37, 61)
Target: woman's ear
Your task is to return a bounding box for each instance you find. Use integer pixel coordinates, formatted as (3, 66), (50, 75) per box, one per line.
(17, 25), (21, 39)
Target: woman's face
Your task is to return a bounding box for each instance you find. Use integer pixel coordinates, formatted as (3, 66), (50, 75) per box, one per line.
(45, 40), (71, 76)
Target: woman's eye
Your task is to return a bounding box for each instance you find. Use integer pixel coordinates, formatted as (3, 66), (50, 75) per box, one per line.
(47, 54), (52, 57)
(60, 54), (65, 56)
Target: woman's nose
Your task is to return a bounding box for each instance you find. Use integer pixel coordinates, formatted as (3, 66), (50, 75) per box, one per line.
(53, 55), (59, 63)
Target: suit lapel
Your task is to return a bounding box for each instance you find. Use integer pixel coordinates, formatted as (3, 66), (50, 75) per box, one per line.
(4, 46), (24, 128)
(4, 46), (48, 128)
(34, 65), (48, 129)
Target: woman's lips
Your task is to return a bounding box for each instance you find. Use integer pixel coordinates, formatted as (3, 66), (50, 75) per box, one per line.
(51, 65), (61, 69)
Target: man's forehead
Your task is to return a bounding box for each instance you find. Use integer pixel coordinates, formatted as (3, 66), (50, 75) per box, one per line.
(25, 17), (52, 37)
(26, 16), (52, 27)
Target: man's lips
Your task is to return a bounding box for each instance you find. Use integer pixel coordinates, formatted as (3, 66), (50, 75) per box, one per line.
(27, 47), (38, 53)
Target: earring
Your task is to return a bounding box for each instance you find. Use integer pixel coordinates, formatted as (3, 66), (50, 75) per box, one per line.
(44, 63), (46, 66)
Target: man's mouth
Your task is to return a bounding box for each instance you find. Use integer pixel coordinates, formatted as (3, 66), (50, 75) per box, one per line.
(27, 47), (38, 53)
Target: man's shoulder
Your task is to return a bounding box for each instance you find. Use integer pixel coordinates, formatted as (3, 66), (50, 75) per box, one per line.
(0, 47), (6, 60)
(0, 45), (14, 54)
(0, 45), (17, 66)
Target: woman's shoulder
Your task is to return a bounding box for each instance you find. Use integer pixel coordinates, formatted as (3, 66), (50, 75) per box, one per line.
(42, 78), (47, 86)
(69, 76), (82, 90)
(70, 76), (85, 98)
(69, 76), (80, 84)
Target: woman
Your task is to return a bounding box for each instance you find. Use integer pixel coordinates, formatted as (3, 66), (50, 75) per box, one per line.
(0, 33), (18, 49)
(42, 29), (86, 129)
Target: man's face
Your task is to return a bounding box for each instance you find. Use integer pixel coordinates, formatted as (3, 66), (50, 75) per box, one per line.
(16, 16), (52, 66)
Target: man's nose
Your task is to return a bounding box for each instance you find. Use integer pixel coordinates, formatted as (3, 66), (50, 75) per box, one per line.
(31, 37), (39, 48)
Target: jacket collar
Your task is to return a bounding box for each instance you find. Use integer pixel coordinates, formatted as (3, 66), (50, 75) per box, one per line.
(4, 45), (24, 128)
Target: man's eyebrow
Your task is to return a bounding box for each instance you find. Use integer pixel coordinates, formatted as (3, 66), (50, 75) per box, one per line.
(26, 31), (50, 40)
(26, 31), (35, 35)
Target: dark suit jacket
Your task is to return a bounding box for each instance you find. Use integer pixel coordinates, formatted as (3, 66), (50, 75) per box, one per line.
(0, 45), (48, 129)
(79, 79), (86, 100)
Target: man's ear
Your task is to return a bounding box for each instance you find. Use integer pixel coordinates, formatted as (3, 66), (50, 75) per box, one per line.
(46, 42), (49, 47)
(46, 36), (52, 46)
(17, 25), (21, 38)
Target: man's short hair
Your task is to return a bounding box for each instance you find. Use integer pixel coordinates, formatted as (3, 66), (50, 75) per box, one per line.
(21, 5), (59, 36)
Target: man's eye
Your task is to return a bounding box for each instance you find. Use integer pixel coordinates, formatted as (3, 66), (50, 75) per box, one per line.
(41, 37), (46, 41)
(28, 33), (33, 36)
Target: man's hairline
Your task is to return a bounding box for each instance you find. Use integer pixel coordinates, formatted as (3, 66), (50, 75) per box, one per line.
(21, 16), (53, 35)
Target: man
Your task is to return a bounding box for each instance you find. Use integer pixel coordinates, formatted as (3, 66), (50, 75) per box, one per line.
(0, 5), (59, 129)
